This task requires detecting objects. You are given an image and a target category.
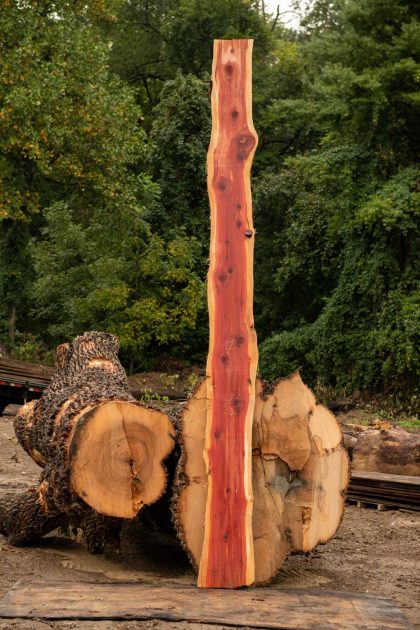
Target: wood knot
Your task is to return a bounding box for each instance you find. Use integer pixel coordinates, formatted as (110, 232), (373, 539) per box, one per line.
(231, 397), (243, 414)
(225, 63), (233, 76)
(237, 134), (253, 146)
(244, 230), (253, 238)
(217, 178), (228, 192)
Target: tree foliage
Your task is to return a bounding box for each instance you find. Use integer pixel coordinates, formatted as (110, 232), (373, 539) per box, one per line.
(1, 0), (418, 397)
(258, 0), (419, 397)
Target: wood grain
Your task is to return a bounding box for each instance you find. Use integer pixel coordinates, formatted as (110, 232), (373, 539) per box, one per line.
(177, 372), (349, 584)
(6, 332), (175, 550)
(0, 580), (409, 629)
(200, 38), (258, 589)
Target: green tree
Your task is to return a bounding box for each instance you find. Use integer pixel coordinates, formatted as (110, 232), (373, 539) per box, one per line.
(162, 0), (272, 76)
(109, 0), (276, 128)
(1, 1), (206, 367)
(32, 201), (205, 369)
(258, 0), (420, 397)
(147, 74), (210, 247)
(0, 0), (146, 343)
(107, 0), (179, 128)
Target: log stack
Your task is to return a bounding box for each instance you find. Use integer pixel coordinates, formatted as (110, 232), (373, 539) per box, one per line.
(1, 332), (349, 580)
(1, 331), (175, 551)
(352, 427), (420, 477)
(174, 372), (349, 585)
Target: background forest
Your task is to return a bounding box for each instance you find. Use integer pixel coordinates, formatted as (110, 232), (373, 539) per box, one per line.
(0, 0), (419, 404)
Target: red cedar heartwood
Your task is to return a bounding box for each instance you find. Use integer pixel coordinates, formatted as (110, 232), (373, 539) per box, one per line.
(199, 39), (258, 588)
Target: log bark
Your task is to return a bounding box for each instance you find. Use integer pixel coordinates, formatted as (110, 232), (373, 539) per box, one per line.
(200, 39), (258, 588)
(352, 427), (420, 476)
(3, 331), (175, 550)
(174, 372), (349, 585)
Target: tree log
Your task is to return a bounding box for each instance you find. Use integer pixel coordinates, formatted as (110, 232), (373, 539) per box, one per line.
(3, 331), (175, 550)
(174, 372), (349, 585)
(352, 427), (420, 476)
(199, 38), (258, 589)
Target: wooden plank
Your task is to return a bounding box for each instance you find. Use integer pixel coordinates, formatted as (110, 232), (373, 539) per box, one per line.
(351, 471), (420, 486)
(0, 358), (53, 384)
(348, 471), (420, 511)
(0, 357), (188, 402)
(200, 38), (258, 589)
(0, 581), (409, 629)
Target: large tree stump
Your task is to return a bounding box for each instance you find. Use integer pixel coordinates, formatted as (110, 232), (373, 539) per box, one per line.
(174, 373), (349, 585)
(2, 332), (175, 551)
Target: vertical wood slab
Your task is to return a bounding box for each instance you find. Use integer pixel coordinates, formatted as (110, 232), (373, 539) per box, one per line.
(199, 39), (258, 588)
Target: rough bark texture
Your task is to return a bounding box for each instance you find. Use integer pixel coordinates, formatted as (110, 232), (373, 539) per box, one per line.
(175, 372), (349, 585)
(3, 331), (175, 551)
(352, 427), (420, 476)
(200, 38), (258, 589)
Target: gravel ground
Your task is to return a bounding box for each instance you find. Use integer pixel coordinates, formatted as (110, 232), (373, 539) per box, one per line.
(0, 409), (419, 629)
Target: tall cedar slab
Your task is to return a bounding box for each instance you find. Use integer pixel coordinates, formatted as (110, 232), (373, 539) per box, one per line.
(174, 39), (350, 588)
(200, 39), (258, 588)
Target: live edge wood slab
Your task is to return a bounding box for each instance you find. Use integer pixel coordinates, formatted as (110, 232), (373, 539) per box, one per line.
(175, 38), (349, 589)
(201, 38), (258, 589)
(0, 581), (409, 629)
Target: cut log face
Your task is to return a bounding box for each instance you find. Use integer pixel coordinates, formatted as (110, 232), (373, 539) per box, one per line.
(176, 372), (349, 585)
(6, 331), (176, 550)
(69, 401), (174, 518)
(201, 38), (258, 589)
(285, 441), (349, 553)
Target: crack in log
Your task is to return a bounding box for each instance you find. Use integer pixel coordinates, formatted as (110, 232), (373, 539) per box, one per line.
(121, 410), (143, 515)
(257, 450), (286, 521)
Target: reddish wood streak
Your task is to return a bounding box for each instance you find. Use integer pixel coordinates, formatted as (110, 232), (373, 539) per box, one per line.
(203, 40), (257, 588)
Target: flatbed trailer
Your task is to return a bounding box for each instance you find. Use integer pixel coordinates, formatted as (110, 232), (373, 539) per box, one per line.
(0, 357), (187, 414)
(0, 357), (53, 414)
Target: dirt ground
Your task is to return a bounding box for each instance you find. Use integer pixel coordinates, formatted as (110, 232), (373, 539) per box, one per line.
(0, 407), (419, 629)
